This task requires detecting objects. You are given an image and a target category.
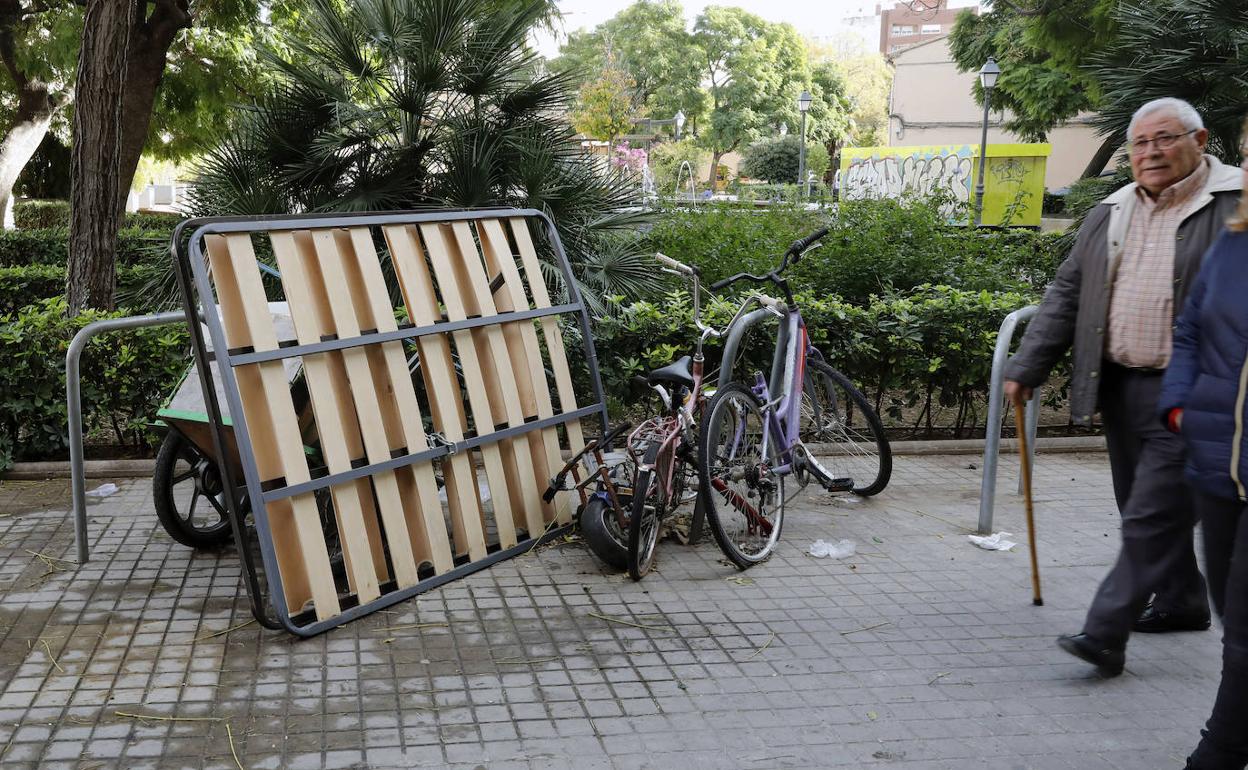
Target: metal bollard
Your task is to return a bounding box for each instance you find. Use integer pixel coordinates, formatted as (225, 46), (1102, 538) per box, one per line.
(67, 311), (187, 563)
(977, 305), (1039, 535)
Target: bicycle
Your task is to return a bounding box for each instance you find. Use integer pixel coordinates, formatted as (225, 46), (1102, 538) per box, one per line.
(543, 253), (714, 580)
(698, 227), (892, 569)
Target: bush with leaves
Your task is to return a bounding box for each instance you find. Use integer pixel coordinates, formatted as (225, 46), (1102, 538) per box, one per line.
(648, 138), (710, 195)
(0, 298), (190, 469)
(0, 264), (164, 316)
(739, 135), (830, 185)
(0, 228), (166, 269)
(187, 0), (658, 312)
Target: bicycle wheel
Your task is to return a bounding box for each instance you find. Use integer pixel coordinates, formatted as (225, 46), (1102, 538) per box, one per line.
(698, 383), (785, 569)
(152, 431), (234, 549)
(580, 495), (628, 571)
(799, 360), (892, 496)
(627, 444), (662, 581)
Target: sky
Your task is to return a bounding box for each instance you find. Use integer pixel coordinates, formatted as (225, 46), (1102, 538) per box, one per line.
(531, 0), (983, 59)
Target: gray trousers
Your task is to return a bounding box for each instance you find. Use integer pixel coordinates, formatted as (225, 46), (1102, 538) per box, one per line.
(1082, 363), (1209, 647)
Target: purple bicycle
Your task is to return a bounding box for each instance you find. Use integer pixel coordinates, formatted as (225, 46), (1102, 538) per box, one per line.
(698, 227), (892, 569)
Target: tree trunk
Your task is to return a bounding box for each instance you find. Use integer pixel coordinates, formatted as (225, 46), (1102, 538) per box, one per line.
(0, 86), (67, 226)
(115, 0), (191, 208)
(1081, 133), (1120, 179)
(707, 151), (723, 190)
(0, 2), (73, 226)
(67, 0), (135, 313)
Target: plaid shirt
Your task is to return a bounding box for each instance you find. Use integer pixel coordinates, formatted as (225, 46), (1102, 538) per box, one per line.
(1106, 158), (1212, 369)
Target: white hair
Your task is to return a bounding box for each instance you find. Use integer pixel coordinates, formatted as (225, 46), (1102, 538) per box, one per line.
(1128, 97), (1204, 138)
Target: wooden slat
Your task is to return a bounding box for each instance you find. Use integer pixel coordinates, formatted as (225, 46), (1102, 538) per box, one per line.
(270, 232), (384, 603)
(303, 229), (423, 589)
(341, 227), (455, 573)
(444, 222), (546, 537)
(382, 224), (489, 561)
(205, 234), (340, 621)
(476, 219), (571, 525)
(421, 224), (521, 548)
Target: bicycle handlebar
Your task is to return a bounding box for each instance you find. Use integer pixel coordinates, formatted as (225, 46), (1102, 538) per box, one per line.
(710, 271), (779, 292)
(786, 227), (829, 261)
(655, 252), (697, 277)
(710, 226), (829, 292)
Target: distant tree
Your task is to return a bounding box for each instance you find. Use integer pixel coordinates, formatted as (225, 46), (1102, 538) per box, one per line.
(571, 66), (637, 150)
(740, 135), (830, 184)
(553, 0), (706, 135)
(693, 7), (814, 188)
(806, 37), (892, 148)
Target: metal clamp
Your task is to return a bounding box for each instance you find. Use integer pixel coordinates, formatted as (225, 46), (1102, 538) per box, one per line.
(426, 431), (458, 456)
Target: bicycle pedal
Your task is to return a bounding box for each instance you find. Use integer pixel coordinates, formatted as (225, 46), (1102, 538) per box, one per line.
(822, 477), (854, 493)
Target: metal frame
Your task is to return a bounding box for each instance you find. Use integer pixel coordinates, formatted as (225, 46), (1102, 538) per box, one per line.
(977, 305), (1040, 534)
(171, 208), (608, 635)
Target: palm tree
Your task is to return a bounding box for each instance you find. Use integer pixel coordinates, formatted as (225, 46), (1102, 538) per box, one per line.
(182, 0), (660, 312)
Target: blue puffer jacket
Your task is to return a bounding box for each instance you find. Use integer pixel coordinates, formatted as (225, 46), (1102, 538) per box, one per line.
(1159, 229), (1248, 502)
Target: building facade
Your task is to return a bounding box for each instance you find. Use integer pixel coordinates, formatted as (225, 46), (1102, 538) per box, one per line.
(879, 0), (977, 55)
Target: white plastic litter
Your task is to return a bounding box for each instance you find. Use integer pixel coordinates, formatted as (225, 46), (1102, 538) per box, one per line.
(968, 531), (1017, 551)
(85, 482), (118, 498)
(809, 538), (856, 559)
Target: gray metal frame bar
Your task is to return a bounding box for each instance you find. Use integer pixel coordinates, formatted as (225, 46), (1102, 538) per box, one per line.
(977, 305), (1040, 534)
(67, 311), (187, 563)
(175, 207), (609, 636)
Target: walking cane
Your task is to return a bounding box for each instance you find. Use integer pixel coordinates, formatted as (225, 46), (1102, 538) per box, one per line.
(1011, 390), (1044, 606)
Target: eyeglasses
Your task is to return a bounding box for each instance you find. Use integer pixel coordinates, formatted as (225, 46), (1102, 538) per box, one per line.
(1130, 129), (1197, 154)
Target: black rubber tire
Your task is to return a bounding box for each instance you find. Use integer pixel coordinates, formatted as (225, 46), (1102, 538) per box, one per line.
(579, 496), (629, 571)
(698, 383), (785, 569)
(800, 361), (892, 496)
(152, 431), (234, 549)
(627, 467), (659, 581)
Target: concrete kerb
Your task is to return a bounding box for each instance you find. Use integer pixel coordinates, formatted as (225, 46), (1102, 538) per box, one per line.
(1, 435), (1106, 480)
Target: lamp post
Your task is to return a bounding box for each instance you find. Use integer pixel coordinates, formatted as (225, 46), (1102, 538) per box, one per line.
(797, 90), (812, 195)
(974, 56), (1001, 226)
(674, 109), (686, 141)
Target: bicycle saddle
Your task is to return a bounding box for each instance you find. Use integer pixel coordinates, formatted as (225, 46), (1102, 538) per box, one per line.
(646, 355), (694, 387)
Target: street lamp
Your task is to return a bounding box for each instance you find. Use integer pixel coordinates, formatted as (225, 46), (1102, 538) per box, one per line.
(974, 56), (1001, 226)
(674, 109), (686, 141)
(797, 90), (812, 196)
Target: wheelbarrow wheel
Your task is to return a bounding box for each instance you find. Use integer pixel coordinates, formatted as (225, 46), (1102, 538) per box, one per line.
(153, 431), (234, 549)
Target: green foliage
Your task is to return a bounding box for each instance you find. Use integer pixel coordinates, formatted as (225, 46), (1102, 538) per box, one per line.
(0, 228), (166, 268)
(0, 298), (190, 470)
(552, 0), (707, 133)
(649, 139), (709, 194)
(571, 67), (638, 143)
(593, 283), (1053, 436)
(13, 199), (71, 230)
(740, 136), (830, 185)
(189, 0), (653, 310)
(644, 199), (1063, 305)
(1090, 0), (1248, 163)
(0, 264), (164, 316)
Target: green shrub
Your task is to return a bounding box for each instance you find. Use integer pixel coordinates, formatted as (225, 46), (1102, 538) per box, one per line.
(739, 135), (830, 185)
(0, 228), (167, 268)
(644, 198), (1063, 305)
(0, 264), (166, 315)
(13, 200), (180, 234)
(649, 139), (710, 194)
(0, 297), (190, 469)
(593, 283), (1061, 437)
(14, 199), (70, 229)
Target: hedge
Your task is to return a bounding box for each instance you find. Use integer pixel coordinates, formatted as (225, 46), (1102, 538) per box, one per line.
(593, 284), (1068, 438)
(0, 297), (190, 469)
(13, 199), (181, 233)
(0, 228), (167, 268)
(0, 264), (165, 316)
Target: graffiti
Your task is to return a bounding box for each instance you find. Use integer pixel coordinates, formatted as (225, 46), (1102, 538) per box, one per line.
(990, 157), (1032, 227)
(841, 149), (974, 217)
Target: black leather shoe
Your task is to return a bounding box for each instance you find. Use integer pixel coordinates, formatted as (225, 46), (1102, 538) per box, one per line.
(1133, 604), (1211, 633)
(1057, 633), (1125, 676)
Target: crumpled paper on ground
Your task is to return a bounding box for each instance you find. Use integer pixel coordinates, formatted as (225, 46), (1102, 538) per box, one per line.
(85, 482), (118, 498)
(809, 538), (856, 559)
(968, 531), (1016, 551)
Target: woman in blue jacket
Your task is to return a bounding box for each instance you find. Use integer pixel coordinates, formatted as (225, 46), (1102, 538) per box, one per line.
(1159, 138), (1248, 770)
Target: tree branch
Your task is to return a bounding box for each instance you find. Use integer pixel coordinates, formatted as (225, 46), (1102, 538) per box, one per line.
(991, 0), (1042, 16)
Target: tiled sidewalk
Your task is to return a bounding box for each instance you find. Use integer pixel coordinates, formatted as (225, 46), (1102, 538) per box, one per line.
(0, 452), (1220, 769)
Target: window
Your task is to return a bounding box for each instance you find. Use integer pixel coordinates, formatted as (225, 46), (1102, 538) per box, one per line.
(892, 25), (915, 35)
(921, 23), (941, 34)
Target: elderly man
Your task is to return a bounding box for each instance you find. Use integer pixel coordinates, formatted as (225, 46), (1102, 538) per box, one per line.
(1004, 97), (1243, 676)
